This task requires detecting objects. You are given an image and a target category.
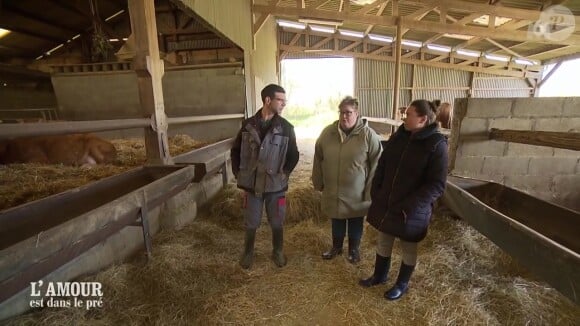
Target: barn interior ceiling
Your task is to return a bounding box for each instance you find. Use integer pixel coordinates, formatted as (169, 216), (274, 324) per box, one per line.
(254, 0), (580, 77)
(0, 0), (239, 85)
(0, 0), (578, 84)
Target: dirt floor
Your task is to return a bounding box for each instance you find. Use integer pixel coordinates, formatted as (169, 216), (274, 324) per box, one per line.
(5, 138), (580, 325)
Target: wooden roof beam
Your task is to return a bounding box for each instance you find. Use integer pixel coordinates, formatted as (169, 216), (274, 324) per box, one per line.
(256, 4), (580, 45)
(359, 0), (390, 15)
(280, 44), (537, 78)
(1, 4), (81, 35)
(308, 0), (331, 9)
(404, 0), (579, 25)
(49, 0), (124, 39)
(364, 2), (389, 35)
(0, 22), (63, 44)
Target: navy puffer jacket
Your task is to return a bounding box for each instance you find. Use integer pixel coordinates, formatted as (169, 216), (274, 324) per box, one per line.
(366, 123), (448, 242)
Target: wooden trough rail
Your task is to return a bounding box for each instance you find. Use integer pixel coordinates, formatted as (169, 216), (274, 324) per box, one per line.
(0, 136), (236, 320)
(174, 137), (234, 183)
(443, 176), (580, 304)
(0, 166), (196, 306)
(489, 128), (580, 151)
(0, 114), (244, 139)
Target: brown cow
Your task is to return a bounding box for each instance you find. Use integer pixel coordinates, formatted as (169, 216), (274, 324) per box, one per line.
(0, 134), (117, 166)
(395, 106), (407, 121)
(436, 102), (452, 129)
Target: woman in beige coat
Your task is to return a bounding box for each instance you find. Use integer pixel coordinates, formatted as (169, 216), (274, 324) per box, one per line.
(312, 96), (382, 264)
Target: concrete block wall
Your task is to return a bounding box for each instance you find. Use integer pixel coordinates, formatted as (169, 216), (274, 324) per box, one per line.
(0, 87), (57, 119)
(51, 66), (245, 141)
(450, 97), (580, 211)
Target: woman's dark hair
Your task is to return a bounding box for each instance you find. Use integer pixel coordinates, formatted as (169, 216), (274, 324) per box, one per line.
(409, 99), (438, 124)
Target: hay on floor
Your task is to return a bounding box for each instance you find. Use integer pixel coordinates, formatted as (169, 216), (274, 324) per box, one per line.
(6, 173), (579, 325)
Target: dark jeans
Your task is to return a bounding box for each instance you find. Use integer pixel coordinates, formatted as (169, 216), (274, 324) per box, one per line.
(331, 217), (364, 240)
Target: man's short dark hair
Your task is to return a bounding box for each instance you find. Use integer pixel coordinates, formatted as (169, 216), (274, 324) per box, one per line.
(261, 84), (286, 103)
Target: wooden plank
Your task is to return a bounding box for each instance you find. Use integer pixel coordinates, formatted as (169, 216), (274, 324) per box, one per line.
(442, 176), (580, 304)
(0, 119), (150, 139)
(0, 166), (190, 251)
(393, 18), (402, 125)
(0, 166), (195, 304)
(167, 114), (244, 125)
(174, 138), (234, 181)
(128, 0), (171, 165)
(489, 128), (580, 151)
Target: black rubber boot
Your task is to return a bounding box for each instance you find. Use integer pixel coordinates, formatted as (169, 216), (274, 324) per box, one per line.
(384, 263), (415, 300)
(239, 228), (256, 269)
(322, 237), (344, 260)
(272, 228), (287, 267)
(359, 254), (391, 287)
(347, 238), (361, 264)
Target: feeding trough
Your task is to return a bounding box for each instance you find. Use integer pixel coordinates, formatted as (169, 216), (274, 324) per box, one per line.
(443, 175), (580, 304)
(0, 165), (195, 308)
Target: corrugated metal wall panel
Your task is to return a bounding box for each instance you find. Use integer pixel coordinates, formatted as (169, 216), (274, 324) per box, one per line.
(414, 90), (468, 104)
(473, 73), (531, 98)
(358, 90), (389, 117)
(356, 59), (536, 118)
(356, 59), (393, 88)
(415, 66), (470, 87)
(473, 89), (530, 98)
(355, 59), (414, 118)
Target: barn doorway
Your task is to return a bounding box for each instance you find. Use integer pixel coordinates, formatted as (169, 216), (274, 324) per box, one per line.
(280, 58), (354, 139)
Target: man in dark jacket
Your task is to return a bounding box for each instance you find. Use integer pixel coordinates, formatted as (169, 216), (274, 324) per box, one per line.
(359, 99), (448, 301)
(231, 84), (299, 269)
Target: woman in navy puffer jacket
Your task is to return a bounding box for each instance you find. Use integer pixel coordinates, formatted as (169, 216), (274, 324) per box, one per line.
(359, 99), (448, 301)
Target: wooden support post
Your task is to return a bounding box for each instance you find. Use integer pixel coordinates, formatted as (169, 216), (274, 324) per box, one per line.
(139, 191), (152, 260)
(128, 0), (172, 165)
(489, 128), (580, 151)
(392, 17), (402, 133)
(468, 72), (475, 98)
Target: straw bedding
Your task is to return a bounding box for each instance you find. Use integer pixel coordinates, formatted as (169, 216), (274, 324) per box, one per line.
(0, 135), (206, 211)
(4, 140), (579, 325)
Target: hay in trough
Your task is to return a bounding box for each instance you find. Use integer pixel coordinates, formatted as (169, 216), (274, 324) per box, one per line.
(0, 135), (206, 211)
(5, 139), (579, 325)
(112, 135), (207, 166)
